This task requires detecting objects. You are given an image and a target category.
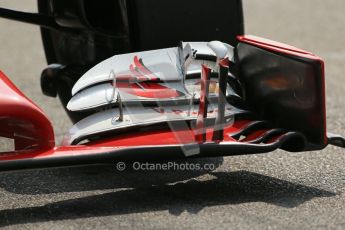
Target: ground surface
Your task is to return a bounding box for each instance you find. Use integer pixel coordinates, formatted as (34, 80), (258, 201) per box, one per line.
(0, 0), (345, 229)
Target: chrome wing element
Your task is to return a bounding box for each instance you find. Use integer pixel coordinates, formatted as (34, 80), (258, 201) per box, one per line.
(62, 102), (247, 146)
(64, 41), (239, 145)
(67, 41), (237, 112)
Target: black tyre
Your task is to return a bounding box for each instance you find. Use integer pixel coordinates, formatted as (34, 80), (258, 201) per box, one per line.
(38, 0), (244, 122)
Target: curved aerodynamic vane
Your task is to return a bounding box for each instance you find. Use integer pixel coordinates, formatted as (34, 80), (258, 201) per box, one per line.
(114, 56), (184, 99)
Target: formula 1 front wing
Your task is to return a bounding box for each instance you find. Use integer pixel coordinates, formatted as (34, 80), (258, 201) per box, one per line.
(0, 35), (344, 172)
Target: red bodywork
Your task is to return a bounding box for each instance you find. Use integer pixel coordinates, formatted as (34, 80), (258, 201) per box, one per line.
(0, 71), (55, 151)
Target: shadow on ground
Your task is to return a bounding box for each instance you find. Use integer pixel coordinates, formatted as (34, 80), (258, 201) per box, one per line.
(0, 158), (225, 194)
(0, 160), (336, 227)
